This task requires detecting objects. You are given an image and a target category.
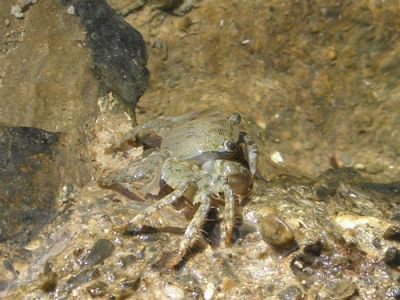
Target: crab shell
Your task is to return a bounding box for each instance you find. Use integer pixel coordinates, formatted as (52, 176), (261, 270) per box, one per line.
(160, 111), (242, 163)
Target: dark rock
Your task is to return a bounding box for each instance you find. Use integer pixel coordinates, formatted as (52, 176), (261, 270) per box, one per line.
(64, 268), (100, 293)
(278, 285), (303, 300)
(303, 241), (323, 257)
(385, 287), (400, 299)
(40, 272), (58, 293)
(290, 255), (315, 278)
(79, 239), (115, 268)
(119, 277), (141, 290)
(384, 247), (400, 268)
(118, 254), (137, 269)
(0, 127), (60, 244)
(383, 226), (400, 242)
(59, 0), (149, 121)
(359, 182), (400, 196)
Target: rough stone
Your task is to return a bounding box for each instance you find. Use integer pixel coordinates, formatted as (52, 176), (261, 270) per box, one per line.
(59, 0), (149, 122)
(0, 0), (98, 131)
(0, 127), (60, 244)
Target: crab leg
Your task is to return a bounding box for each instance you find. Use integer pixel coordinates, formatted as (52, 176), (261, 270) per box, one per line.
(170, 195), (211, 267)
(99, 152), (165, 195)
(117, 183), (188, 232)
(223, 183), (235, 246)
(239, 132), (258, 176)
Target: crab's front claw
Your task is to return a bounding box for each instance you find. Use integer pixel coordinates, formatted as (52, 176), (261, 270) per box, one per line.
(239, 132), (258, 176)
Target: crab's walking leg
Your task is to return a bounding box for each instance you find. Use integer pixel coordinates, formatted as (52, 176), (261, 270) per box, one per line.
(170, 195), (211, 267)
(116, 183), (188, 232)
(99, 153), (165, 195)
(223, 184), (235, 246)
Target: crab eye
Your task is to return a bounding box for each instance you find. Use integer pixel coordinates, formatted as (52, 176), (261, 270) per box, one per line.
(229, 113), (241, 125)
(223, 140), (237, 151)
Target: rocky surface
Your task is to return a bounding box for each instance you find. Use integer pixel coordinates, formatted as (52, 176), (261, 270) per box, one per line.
(1, 0), (400, 299)
(0, 0), (98, 131)
(128, 0), (400, 182)
(60, 0), (149, 122)
(0, 127), (60, 244)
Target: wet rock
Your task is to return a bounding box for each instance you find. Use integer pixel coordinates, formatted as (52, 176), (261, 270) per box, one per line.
(385, 287), (400, 299)
(59, 0), (149, 122)
(117, 254), (137, 269)
(290, 254), (315, 278)
(303, 241), (323, 257)
(119, 277), (141, 291)
(278, 285), (303, 300)
(79, 239), (115, 268)
(162, 283), (185, 300)
(39, 272), (58, 293)
(383, 226), (400, 242)
(320, 280), (357, 300)
(384, 247), (400, 268)
(86, 281), (108, 297)
(63, 268), (100, 294)
(0, 127), (60, 244)
(313, 168), (362, 200)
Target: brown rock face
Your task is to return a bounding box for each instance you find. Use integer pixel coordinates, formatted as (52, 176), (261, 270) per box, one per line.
(0, 0), (99, 131)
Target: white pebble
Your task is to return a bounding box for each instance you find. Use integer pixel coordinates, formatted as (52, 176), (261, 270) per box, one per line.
(67, 5), (75, 15)
(163, 283), (185, 300)
(204, 283), (215, 300)
(271, 151), (284, 164)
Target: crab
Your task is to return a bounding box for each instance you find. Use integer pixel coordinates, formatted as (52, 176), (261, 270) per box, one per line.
(99, 110), (258, 266)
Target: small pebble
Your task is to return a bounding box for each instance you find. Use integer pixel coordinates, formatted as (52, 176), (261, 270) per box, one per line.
(86, 281), (108, 297)
(384, 247), (400, 268)
(67, 5), (75, 15)
(383, 226), (400, 242)
(278, 285), (303, 300)
(245, 207), (296, 249)
(326, 47), (337, 61)
(10, 5), (24, 19)
(79, 239), (115, 267)
(163, 283), (185, 300)
(271, 151), (284, 164)
(5, 19), (10, 26)
(303, 241), (323, 257)
(354, 163), (366, 170)
(204, 283), (215, 300)
(385, 287), (400, 299)
(221, 277), (234, 292)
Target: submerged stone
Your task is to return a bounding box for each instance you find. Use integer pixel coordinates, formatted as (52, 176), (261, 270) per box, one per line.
(384, 247), (400, 268)
(383, 226), (400, 242)
(79, 239), (116, 268)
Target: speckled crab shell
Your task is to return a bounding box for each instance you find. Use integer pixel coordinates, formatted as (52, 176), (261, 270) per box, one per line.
(160, 110), (242, 163)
